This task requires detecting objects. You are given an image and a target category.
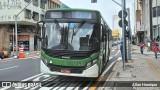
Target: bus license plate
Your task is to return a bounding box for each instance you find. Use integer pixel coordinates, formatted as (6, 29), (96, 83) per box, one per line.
(61, 68), (70, 73)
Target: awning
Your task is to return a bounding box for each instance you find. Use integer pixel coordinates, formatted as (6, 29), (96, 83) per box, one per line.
(136, 31), (144, 35)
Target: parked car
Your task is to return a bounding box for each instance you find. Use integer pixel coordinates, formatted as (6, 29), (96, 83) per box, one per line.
(112, 41), (117, 46)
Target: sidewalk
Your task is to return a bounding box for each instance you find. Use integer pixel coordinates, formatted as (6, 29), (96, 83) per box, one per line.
(2, 51), (41, 60)
(101, 47), (160, 90)
(132, 45), (155, 54)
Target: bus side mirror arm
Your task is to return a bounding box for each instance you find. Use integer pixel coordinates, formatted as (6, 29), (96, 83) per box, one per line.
(36, 21), (45, 41)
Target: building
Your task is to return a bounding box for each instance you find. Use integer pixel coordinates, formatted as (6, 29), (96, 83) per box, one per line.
(138, 0), (160, 45)
(152, 0), (160, 41)
(0, 0), (66, 52)
(112, 15), (121, 40)
(134, 0), (144, 45)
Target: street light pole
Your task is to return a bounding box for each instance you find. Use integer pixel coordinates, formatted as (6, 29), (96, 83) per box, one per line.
(12, 28), (15, 56)
(14, 0), (32, 58)
(112, 0), (122, 7)
(127, 8), (131, 60)
(15, 16), (18, 58)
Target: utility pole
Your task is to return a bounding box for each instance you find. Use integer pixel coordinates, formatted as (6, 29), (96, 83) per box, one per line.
(127, 8), (131, 60)
(122, 0), (126, 70)
(122, 0), (127, 64)
(12, 28), (15, 56)
(149, 0), (153, 41)
(14, 0), (32, 58)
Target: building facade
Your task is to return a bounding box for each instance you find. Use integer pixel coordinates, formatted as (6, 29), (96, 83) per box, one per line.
(134, 0), (144, 45)
(112, 15), (121, 40)
(0, 0), (65, 52)
(139, 0), (160, 44)
(152, 0), (160, 40)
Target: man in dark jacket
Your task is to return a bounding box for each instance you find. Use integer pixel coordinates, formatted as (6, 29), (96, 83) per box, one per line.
(120, 42), (123, 60)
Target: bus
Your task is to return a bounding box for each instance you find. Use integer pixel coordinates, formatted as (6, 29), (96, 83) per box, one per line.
(36, 8), (112, 77)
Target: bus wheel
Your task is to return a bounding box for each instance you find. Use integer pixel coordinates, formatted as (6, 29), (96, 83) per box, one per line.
(0, 52), (4, 59)
(103, 54), (106, 66)
(99, 59), (104, 76)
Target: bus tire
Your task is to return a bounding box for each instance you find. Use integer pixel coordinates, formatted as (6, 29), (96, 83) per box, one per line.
(0, 52), (4, 59)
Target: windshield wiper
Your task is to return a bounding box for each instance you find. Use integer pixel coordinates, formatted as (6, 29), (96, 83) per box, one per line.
(54, 19), (60, 30)
(73, 20), (86, 36)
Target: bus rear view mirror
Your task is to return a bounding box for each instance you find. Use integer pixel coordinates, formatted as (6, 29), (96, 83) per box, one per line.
(36, 21), (44, 41)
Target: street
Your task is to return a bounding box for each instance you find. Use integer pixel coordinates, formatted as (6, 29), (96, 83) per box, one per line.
(0, 57), (40, 81)
(0, 47), (120, 90)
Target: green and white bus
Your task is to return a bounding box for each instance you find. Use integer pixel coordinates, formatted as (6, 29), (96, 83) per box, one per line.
(36, 8), (112, 77)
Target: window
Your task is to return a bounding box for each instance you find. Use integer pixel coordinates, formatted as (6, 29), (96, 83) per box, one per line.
(153, 7), (156, 17)
(24, 0), (31, 2)
(32, 12), (39, 21)
(40, 0), (45, 9)
(25, 9), (31, 19)
(40, 14), (44, 21)
(33, 0), (38, 6)
(50, 2), (54, 9)
(157, 6), (160, 16)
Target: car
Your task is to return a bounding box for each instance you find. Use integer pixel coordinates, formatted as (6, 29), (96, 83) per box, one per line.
(112, 41), (117, 46)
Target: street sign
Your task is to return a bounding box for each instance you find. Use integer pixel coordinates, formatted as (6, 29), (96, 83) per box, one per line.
(118, 19), (128, 27)
(91, 0), (97, 3)
(118, 10), (127, 18)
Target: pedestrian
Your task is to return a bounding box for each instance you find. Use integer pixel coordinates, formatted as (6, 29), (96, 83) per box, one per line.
(153, 44), (159, 59)
(157, 36), (159, 42)
(139, 42), (145, 54)
(120, 42), (123, 60)
(151, 40), (156, 51)
(147, 41), (150, 52)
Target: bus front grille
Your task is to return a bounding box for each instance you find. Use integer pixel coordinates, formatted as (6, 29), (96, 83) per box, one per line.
(48, 64), (84, 74)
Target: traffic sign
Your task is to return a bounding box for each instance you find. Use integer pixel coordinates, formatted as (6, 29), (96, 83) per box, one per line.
(118, 10), (127, 18)
(118, 19), (128, 27)
(91, 0), (97, 3)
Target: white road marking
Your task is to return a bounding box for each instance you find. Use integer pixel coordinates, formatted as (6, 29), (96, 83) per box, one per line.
(111, 50), (115, 52)
(117, 57), (122, 61)
(102, 60), (116, 76)
(115, 50), (120, 57)
(22, 73), (44, 81)
(0, 65), (19, 71)
(109, 57), (113, 60)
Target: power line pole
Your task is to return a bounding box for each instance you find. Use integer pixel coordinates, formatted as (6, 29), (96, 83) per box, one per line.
(14, 0), (32, 58)
(149, 0), (153, 41)
(127, 8), (131, 60)
(122, 0), (127, 64)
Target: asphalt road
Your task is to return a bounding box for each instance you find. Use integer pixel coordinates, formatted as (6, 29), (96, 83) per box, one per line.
(0, 46), (120, 90)
(0, 47), (119, 82)
(0, 57), (41, 81)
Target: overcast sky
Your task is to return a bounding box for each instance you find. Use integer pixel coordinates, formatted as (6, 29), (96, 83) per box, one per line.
(60, 0), (134, 30)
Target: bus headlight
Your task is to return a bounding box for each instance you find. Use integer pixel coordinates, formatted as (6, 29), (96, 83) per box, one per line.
(86, 62), (92, 68)
(92, 59), (97, 64)
(49, 60), (52, 64)
(86, 59), (97, 68)
(41, 56), (48, 65)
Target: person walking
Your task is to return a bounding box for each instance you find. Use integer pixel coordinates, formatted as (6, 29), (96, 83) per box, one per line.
(139, 42), (145, 54)
(153, 44), (159, 59)
(151, 40), (156, 51)
(147, 41), (151, 52)
(120, 42), (123, 60)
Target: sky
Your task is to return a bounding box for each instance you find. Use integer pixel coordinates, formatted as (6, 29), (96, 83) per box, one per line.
(60, 0), (134, 30)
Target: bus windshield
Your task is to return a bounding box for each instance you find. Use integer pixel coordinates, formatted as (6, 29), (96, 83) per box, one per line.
(42, 22), (99, 51)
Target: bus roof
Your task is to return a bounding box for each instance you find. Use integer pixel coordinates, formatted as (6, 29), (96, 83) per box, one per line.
(48, 8), (99, 12)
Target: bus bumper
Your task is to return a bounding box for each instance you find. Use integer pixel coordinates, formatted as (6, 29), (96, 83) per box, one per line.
(40, 60), (99, 77)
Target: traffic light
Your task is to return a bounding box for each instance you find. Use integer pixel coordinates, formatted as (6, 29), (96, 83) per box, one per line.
(118, 10), (128, 27)
(126, 30), (129, 37)
(118, 19), (128, 27)
(32, 14), (35, 20)
(91, 0), (97, 3)
(17, 25), (21, 33)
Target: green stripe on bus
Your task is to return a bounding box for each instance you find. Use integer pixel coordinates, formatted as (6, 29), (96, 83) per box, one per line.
(41, 51), (99, 67)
